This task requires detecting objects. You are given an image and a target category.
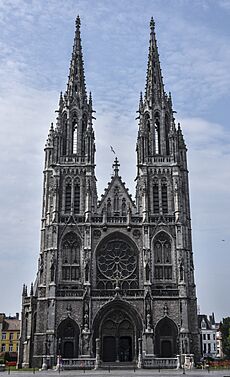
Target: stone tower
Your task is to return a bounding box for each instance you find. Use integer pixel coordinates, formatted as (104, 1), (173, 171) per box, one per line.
(18, 17), (200, 370)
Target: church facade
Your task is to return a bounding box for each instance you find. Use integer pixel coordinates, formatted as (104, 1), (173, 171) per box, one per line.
(18, 17), (200, 369)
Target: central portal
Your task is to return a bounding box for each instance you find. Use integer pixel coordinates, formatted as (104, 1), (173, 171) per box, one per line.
(101, 310), (134, 362)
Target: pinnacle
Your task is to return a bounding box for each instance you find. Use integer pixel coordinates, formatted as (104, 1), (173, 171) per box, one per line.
(75, 15), (81, 28)
(150, 17), (155, 32)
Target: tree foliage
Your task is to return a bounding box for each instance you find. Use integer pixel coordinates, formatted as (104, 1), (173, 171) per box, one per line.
(220, 317), (230, 359)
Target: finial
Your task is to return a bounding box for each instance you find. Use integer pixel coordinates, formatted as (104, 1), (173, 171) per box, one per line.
(89, 91), (92, 107)
(150, 17), (155, 32)
(75, 15), (81, 28)
(59, 91), (63, 107)
(30, 282), (33, 296)
(113, 157), (120, 176)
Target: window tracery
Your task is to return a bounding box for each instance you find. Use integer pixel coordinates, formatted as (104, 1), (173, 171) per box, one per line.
(61, 233), (81, 281)
(97, 236), (138, 290)
(74, 178), (80, 214)
(154, 112), (161, 154)
(62, 113), (67, 156)
(153, 232), (172, 281)
(72, 113), (78, 154)
(65, 178), (72, 213)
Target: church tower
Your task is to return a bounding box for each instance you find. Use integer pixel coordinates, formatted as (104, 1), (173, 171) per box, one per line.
(18, 18), (200, 370)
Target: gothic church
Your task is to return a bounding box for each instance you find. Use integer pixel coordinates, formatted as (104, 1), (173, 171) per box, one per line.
(18, 17), (200, 369)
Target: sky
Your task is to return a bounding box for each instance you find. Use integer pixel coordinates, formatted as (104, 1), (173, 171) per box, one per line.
(0, 0), (229, 322)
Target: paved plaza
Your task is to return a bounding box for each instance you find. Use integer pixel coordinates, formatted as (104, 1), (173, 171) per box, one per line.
(0, 369), (230, 377)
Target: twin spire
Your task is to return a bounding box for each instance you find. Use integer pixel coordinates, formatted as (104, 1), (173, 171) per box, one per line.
(66, 15), (164, 107)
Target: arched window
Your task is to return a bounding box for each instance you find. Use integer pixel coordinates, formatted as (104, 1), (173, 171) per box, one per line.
(62, 113), (67, 156)
(74, 179), (80, 214)
(62, 233), (81, 281)
(65, 178), (72, 213)
(72, 125), (77, 154)
(72, 113), (78, 154)
(113, 187), (119, 213)
(161, 178), (168, 214)
(81, 113), (87, 155)
(144, 112), (150, 132)
(153, 232), (172, 281)
(153, 180), (159, 213)
(154, 112), (160, 154)
(165, 113), (170, 155)
(107, 198), (111, 216)
(121, 198), (127, 216)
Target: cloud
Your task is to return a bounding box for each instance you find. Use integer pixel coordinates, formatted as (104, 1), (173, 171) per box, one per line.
(0, 0), (229, 321)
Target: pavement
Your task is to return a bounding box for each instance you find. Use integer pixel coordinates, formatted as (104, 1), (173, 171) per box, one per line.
(0, 369), (230, 377)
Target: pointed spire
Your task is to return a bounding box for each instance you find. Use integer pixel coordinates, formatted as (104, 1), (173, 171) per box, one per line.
(59, 91), (64, 108)
(145, 18), (164, 105)
(178, 123), (186, 149)
(30, 282), (34, 296)
(139, 91), (143, 112)
(66, 15), (87, 102)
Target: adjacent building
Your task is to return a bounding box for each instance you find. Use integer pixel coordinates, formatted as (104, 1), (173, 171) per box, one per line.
(18, 17), (200, 369)
(198, 313), (224, 359)
(0, 313), (20, 363)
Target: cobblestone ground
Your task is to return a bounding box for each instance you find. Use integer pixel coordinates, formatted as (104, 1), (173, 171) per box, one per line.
(0, 369), (230, 377)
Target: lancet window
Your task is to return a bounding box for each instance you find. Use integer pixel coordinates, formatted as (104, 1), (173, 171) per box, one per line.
(72, 113), (78, 154)
(153, 180), (159, 213)
(62, 113), (67, 156)
(165, 113), (170, 155)
(64, 177), (81, 214)
(65, 178), (72, 213)
(121, 198), (127, 216)
(74, 178), (80, 214)
(154, 112), (160, 154)
(161, 178), (168, 214)
(62, 233), (81, 281)
(153, 232), (172, 281)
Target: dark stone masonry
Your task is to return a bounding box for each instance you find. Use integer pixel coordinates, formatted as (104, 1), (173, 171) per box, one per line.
(18, 16), (200, 370)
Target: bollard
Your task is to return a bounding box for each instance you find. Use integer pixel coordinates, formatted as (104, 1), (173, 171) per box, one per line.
(8, 366), (10, 375)
(108, 365), (110, 373)
(33, 367), (35, 374)
(183, 365), (186, 374)
(133, 365), (136, 372)
(158, 366), (161, 373)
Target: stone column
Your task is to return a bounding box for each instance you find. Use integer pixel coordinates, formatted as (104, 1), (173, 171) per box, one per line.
(94, 338), (100, 370)
(137, 338), (143, 369)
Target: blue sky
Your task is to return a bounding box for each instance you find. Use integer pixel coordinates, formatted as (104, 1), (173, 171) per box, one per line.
(0, 0), (229, 321)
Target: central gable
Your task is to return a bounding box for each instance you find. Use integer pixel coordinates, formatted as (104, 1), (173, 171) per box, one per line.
(97, 158), (136, 216)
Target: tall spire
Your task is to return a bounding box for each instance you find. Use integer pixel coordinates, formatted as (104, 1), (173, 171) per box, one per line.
(145, 17), (164, 105)
(66, 15), (87, 102)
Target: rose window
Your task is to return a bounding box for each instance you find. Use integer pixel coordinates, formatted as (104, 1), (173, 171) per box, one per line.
(97, 238), (138, 289)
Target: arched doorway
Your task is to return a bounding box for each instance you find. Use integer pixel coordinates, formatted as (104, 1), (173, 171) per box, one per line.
(57, 318), (80, 358)
(155, 317), (178, 357)
(92, 301), (143, 363)
(102, 310), (134, 362)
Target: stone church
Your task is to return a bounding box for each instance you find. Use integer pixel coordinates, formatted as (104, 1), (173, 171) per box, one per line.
(18, 17), (200, 369)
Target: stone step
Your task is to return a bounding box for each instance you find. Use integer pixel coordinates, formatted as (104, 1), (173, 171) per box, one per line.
(100, 362), (137, 370)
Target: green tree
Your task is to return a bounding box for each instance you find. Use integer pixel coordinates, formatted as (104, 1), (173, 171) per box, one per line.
(220, 317), (230, 359)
